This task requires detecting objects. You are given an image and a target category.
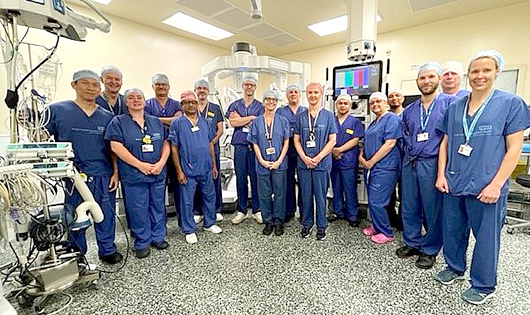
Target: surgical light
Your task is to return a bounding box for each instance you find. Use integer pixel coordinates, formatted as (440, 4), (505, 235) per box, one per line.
(163, 12), (233, 41)
(308, 14), (382, 37)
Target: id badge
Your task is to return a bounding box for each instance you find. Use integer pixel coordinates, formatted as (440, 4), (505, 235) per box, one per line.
(346, 128), (354, 135)
(191, 126), (200, 132)
(306, 140), (316, 148)
(458, 143), (473, 156)
(142, 135), (152, 144)
(266, 147), (276, 155)
(242, 127), (250, 133)
(142, 144), (154, 152)
(207, 111), (215, 117)
(80, 172), (88, 182)
(417, 132), (429, 142)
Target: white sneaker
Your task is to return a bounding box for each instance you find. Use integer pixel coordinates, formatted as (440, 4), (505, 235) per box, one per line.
(204, 224), (223, 234)
(252, 212), (263, 224)
(216, 213), (224, 222)
(185, 233), (198, 244)
(194, 215), (204, 224)
(231, 212), (246, 225)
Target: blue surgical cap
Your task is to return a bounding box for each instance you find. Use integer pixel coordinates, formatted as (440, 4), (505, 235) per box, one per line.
(417, 62), (441, 78)
(151, 73), (170, 85)
(72, 69), (100, 82)
(468, 49), (505, 72)
(124, 87), (145, 100)
(286, 84), (301, 93)
(100, 65), (123, 78)
(242, 76), (257, 85)
(194, 79), (209, 90)
(262, 89), (280, 102)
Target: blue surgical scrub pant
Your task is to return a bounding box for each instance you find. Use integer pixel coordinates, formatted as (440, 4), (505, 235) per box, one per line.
(285, 145), (302, 219)
(364, 168), (397, 237)
(401, 158), (443, 255)
(194, 148), (222, 215)
(330, 167), (359, 222)
(122, 180), (167, 251)
(64, 175), (117, 257)
(257, 170), (286, 226)
(234, 144), (259, 213)
(298, 169), (329, 230)
(180, 172), (216, 234)
(167, 155), (181, 224)
(442, 194), (507, 294)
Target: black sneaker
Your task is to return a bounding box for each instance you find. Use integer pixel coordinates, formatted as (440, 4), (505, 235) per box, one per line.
(300, 227), (312, 238)
(316, 229), (327, 241)
(396, 246), (420, 258)
(152, 240), (169, 250)
(348, 220), (359, 227)
(327, 214), (342, 222)
(99, 252), (123, 265)
(274, 225), (284, 236)
(135, 248), (150, 259)
(263, 224), (274, 236)
(415, 254), (436, 269)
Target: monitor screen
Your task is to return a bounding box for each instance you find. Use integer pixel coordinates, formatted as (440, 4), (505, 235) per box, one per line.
(333, 61), (383, 99)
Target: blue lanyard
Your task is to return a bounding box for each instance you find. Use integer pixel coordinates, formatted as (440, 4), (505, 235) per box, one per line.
(419, 95), (437, 131)
(462, 90), (495, 144)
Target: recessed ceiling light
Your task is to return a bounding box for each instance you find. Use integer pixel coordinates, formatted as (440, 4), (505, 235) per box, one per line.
(308, 14), (382, 37)
(92, 0), (112, 4)
(163, 12), (233, 41)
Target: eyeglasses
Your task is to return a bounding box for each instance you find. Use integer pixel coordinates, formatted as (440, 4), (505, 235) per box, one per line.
(264, 97), (277, 103)
(243, 83), (256, 87)
(181, 100), (198, 106)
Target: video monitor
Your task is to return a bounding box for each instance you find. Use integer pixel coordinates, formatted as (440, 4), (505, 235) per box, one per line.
(333, 61), (383, 99)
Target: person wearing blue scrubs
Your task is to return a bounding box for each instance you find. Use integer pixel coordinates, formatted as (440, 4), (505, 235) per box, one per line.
(192, 79), (225, 224)
(294, 82), (337, 241)
(95, 65), (127, 116)
(396, 63), (455, 269)
(435, 50), (530, 305)
(248, 90), (290, 236)
(441, 61), (470, 98)
(105, 88), (170, 259)
(276, 84), (307, 223)
(227, 76), (264, 225)
(170, 90), (222, 245)
(359, 92), (402, 245)
(44, 69), (122, 265)
(145, 73), (182, 225)
(330, 94), (364, 227)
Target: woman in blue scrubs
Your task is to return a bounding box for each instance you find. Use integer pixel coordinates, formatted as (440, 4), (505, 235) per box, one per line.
(248, 90), (290, 236)
(435, 50), (530, 305)
(294, 82), (337, 241)
(330, 94), (364, 227)
(105, 88), (170, 259)
(359, 92), (402, 244)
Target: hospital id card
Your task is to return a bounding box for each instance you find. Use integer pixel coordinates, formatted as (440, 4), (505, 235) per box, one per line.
(191, 126), (200, 132)
(242, 127), (250, 133)
(346, 128), (354, 135)
(266, 147), (276, 155)
(207, 111), (215, 117)
(417, 132), (429, 142)
(458, 143), (473, 156)
(306, 140), (316, 148)
(142, 144), (154, 153)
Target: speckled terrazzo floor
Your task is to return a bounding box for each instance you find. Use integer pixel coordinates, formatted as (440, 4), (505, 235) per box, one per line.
(2, 208), (530, 315)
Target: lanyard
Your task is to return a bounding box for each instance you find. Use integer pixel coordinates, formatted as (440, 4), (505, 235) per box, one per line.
(183, 113), (198, 127)
(419, 95), (438, 131)
(199, 102), (210, 118)
(130, 114), (148, 137)
(103, 92), (121, 115)
(462, 90), (495, 144)
(264, 114), (275, 142)
(308, 108), (321, 134)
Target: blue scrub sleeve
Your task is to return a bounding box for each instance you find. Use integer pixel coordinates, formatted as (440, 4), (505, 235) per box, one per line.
(257, 105), (265, 116)
(328, 113), (338, 134)
(354, 119), (365, 138)
(43, 106), (57, 136)
(504, 97), (530, 135)
(383, 115), (402, 141)
(214, 106), (224, 125)
(168, 120), (179, 145)
(437, 109), (450, 135)
(103, 117), (124, 143)
(247, 121), (258, 144)
(208, 122), (215, 142)
(294, 113), (302, 135)
(282, 117), (290, 140)
(225, 103), (235, 118)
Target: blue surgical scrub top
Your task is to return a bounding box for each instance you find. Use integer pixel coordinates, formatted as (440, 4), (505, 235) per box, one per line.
(104, 114), (168, 184)
(145, 97), (181, 118)
(294, 108), (338, 171)
(277, 105), (307, 138)
(401, 93), (455, 164)
(247, 113), (291, 175)
(333, 115), (365, 170)
(225, 98), (264, 146)
(199, 102), (224, 153)
(95, 94), (127, 116)
(169, 115), (214, 177)
(363, 112), (403, 170)
(45, 100), (113, 176)
(438, 89), (530, 196)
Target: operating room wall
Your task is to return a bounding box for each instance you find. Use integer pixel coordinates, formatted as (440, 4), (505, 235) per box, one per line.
(279, 2), (530, 102)
(0, 4), (228, 134)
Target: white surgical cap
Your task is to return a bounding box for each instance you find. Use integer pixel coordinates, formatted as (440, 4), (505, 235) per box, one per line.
(100, 65), (123, 78)
(468, 49), (505, 72)
(72, 69), (100, 82)
(124, 88), (145, 100)
(369, 92), (387, 102)
(151, 73), (170, 85)
(417, 62), (441, 78)
(194, 79), (209, 90)
(388, 88), (403, 95)
(441, 61), (464, 78)
(242, 76), (257, 85)
(335, 94), (352, 104)
(286, 84), (301, 93)
(262, 89), (280, 101)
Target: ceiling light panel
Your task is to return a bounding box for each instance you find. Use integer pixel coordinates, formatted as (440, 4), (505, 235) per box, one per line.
(308, 15), (347, 36)
(163, 12), (233, 41)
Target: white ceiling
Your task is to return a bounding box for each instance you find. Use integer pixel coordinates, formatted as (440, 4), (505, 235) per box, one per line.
(71, 0), (528, 56)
